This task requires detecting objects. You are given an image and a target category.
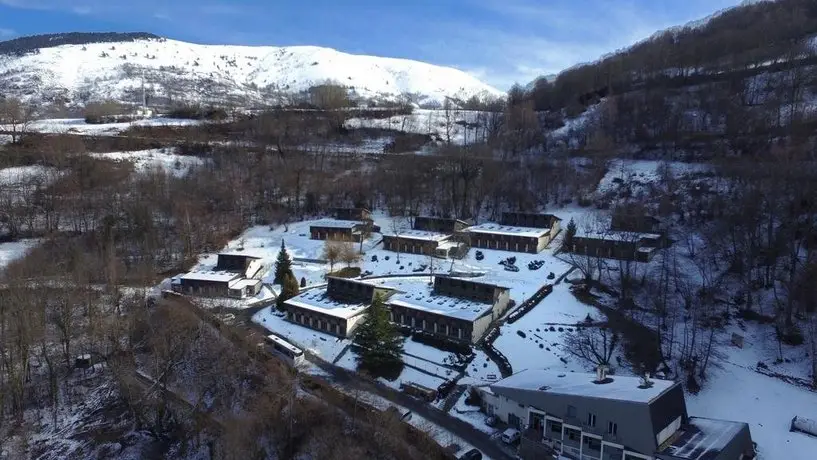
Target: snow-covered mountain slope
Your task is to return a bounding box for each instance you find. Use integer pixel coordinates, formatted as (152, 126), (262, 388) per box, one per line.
(0, 36), (504, 107)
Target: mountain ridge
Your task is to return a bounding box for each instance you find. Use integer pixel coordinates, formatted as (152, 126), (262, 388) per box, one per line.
(0, 33), (504, 108)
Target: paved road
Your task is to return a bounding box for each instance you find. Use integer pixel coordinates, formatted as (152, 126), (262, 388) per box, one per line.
(310, 358), (515, 460)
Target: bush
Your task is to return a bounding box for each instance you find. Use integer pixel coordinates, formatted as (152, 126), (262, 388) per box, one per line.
(327, 267), (362, 278)
(300, 277), (306, 288)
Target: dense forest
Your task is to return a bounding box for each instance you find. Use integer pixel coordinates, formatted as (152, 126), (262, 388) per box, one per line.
(0, 33), (162, 56)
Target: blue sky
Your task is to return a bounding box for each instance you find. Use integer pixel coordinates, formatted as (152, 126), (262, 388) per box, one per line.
(0, 0), (745, 89)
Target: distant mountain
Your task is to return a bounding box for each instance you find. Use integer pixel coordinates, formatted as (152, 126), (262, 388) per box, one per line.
(0, 33), (504, 108)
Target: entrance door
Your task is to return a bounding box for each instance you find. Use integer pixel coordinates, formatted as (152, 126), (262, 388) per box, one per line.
(508, 413), (521, 429)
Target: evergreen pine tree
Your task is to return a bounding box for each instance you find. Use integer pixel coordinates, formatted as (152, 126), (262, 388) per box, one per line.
(276, 271), (300, 311)
(274, 240), (292, 284)
(354, 294), (404, 374)
(563, 218), (577, 251)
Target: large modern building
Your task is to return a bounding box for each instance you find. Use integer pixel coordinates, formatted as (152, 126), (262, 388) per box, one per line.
(283, 277), (395, 337)
(384, 276), (511, 344)
(172, 253), (264, 299)
(478, 369), (755, 460)
(465, 213), (562, 254)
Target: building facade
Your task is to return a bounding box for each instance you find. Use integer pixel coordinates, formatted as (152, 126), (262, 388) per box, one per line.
(570, 233), (661, 263)
(467, 224), (551, 254)
(479, 370), (754, 460)
(331, 207), (372, 222)
(501, 212), (562, 235)
(309, 220), (365, 242)
(413, 216), (470, 233)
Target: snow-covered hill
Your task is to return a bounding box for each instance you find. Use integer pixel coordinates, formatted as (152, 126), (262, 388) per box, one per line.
(0, 36), (504, 107)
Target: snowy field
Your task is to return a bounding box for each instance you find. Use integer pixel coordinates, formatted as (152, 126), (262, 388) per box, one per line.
(0, 239), (39, 271)
(688, 345), (817, 460)
(335, 349), (451, 391)
(493, 282), (605, 375)
(91, 148), (205, 177)
(451, 390), (498, 435)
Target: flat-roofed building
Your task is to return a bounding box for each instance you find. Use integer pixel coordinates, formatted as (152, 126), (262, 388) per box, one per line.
(480, 369), (754, 460)
(570, 230), (664, 263)
(284, 277), (395, 337)
(173, 270), (262, 299)
(331, 207), (372, 222)
(413, 216), (471, 233)
(464, 213), (561, 254)
(384, 275), (511, 344)
(309, 219), (367, 242)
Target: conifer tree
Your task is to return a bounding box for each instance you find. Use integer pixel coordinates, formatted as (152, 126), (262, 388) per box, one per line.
(563, 217), (577, 252)
(274, 240), (292, 284)
(276, 271), (300, 311)
(354, 294), (403, 374)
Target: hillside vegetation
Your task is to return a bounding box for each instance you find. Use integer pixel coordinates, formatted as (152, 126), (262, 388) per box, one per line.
(519, 0), (817, 157)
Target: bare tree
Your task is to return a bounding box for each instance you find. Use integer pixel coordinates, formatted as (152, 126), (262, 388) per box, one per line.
(322, 240), (343, 274)
(0, 98), (36, 144)
(563, 324), (620, 368)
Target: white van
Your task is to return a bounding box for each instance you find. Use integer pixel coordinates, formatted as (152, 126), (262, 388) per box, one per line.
(500, 428), (520, 444)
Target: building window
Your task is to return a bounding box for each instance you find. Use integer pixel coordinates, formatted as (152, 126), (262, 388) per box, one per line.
(566, 405), (576, 418)
(587, 412), (596, 428)
(550, 422), (562, 435)
(608, 421), (618, 435)
(583, 436), (601, 451)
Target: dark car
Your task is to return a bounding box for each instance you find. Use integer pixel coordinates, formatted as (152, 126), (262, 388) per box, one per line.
(458, 448), (482, 460)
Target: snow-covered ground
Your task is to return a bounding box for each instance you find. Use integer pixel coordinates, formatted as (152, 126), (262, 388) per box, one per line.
(0, 239), (39, 271)
(493, 282), (604, 375)
(346, 109), (494, 145)
(91, 148), (205, 176)
(688, 344), (817, 460)
(2, 117), (206, 136)
(0, 165), (61, 187)
(253, 306), (351, 362)
(596, 159), (713, 196)
(451, 390), (498, 435)
(0, 37), (502, 106)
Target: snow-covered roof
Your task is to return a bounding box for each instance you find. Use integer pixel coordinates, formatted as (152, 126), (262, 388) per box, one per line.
(491, 369), (677, 404)
(180, 271), (242, 283)
(575, 229), (662, 242)
(228, 278), (262, 290)
(309, 219), (363, 229)
(285, 288), (370, 319)
(465, 223), (550, 238)
(385, 279), (496, 322)
(659, 417), (748, 459)
(382, 230), (452, 242)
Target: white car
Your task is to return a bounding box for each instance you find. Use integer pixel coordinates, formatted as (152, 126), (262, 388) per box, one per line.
(500, 428), (521, 444)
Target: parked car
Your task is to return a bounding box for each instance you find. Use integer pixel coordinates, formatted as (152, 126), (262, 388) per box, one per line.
(484, 415), (498, 427)
(501, 428), (521, 444)
(458, 448), (483, 460)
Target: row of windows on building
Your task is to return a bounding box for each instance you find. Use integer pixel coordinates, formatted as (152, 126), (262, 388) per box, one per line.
(389, 311), (465, 339)
(290, 311), (342, 335)
(472, 238), (537, 252)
